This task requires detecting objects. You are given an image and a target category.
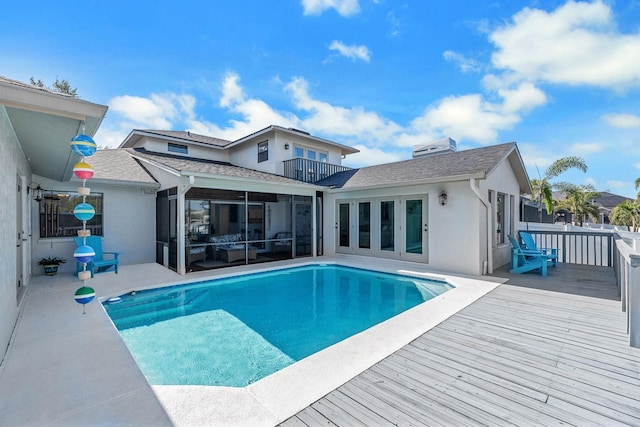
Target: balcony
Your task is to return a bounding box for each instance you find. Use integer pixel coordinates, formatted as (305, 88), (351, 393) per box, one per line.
(283, 157), (352, 183)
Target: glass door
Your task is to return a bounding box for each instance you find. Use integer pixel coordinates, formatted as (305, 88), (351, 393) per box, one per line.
(402, 197), (428, 261)
(337, 202), (350, 251)
(380, 200), (395, 252)
(358, 201), (371, 250)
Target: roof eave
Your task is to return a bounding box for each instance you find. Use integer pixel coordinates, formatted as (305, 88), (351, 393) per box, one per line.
(119, 129), (229, 150)
(180, 169), (324, 190)
(325, 173), (486, 192)
(228, 125), (360, 156)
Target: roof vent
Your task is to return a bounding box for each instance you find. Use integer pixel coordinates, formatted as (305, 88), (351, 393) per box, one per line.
(412, 138), (457, 158)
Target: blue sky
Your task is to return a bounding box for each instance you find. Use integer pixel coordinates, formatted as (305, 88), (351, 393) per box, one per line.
(3, 0), (640, 197)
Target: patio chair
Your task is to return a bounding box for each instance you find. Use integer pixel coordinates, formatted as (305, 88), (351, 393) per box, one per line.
(508, 235), (549, 276)
(520, 231), (558, 267)
(74, 236), (120, 277)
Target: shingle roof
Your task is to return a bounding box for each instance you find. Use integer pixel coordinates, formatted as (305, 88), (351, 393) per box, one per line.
(128, 148), (313, 185)
(87, 149), (158, 185)
(554, 191), (632, 210)
(138, 130), (232, 147)
(318, 142), (518, 189)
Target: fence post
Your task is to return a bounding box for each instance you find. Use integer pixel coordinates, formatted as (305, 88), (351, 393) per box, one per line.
(629, 254), (640, 348)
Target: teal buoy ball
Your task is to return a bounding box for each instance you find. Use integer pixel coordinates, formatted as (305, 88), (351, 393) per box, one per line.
(74, 286), (95, 305)
(74, 245), (95, 264)
(74, 203), (95, 221)
(70, 134), (97, 157)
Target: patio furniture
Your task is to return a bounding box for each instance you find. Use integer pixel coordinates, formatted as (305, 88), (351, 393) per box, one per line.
(508, 235), (549, 276)
(220, 245), (257, 263)
(273, 232), (292, 254)
(74, 236), (120, 277)
(520, 231), (558, 267)
(186, 240), (207, 265)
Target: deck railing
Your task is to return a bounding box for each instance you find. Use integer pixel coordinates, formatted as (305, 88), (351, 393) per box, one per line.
(283, 158), (351, 183)
(518, 230), (614, 266)
(612, 233), (640, 347)
(520, 228), (638, 347)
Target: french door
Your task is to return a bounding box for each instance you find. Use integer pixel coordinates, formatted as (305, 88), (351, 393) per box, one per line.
(401, 196), (428, 262)
(336, 196), (428, 262)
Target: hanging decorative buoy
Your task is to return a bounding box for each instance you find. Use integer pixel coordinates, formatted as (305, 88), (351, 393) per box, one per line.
(73, 161), (95, 180)
(73, 203), (95, 221)
(74, 286), (95, 314)
(74, 245), (96, 265)
(71, 126), (98, 313)
(70, 134), (97, 157)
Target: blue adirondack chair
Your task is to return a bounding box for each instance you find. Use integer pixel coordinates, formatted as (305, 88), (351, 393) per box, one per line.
(75, 236), (120, 277)
(520, 231), (558, 267)
(508, 235), (548, 276)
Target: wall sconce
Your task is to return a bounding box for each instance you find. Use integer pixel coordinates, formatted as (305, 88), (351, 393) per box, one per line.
(438, 191), (448, 206)
(284, 143), (290, 150)
(27, 183), (44, 202)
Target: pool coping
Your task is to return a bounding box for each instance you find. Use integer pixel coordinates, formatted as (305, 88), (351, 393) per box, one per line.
(133, 256), (505, 426)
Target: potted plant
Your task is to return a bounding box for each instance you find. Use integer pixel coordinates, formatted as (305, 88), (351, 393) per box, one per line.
(39, 256), (66, 276)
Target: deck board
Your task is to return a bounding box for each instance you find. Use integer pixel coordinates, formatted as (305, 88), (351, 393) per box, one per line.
(280, 264), (640, 427)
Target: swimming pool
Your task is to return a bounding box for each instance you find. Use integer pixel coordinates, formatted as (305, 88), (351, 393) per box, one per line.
(103, 264), (453, 387)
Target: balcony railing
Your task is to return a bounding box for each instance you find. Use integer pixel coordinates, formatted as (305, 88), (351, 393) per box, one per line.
(283, 158), (352, 184)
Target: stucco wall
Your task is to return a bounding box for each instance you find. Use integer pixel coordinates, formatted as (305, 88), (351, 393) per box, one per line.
(31, 176), (157, 275)
(0, 106), (32, 360)
(482, 159), (523, 269)
(323, 181), (484, 276)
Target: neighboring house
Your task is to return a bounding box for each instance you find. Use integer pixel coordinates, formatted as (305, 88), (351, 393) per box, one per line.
(0, 76), (532, 361)
(553, 191), (633, 225)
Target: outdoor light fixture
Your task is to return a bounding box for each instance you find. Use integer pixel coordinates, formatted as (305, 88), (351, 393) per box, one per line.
(27, 183), (44, 202)
(284, 143), (290, 150)
(438, 191), (448, 206)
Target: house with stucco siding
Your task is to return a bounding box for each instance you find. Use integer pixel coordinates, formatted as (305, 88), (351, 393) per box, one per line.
(0, 76), (531, 362)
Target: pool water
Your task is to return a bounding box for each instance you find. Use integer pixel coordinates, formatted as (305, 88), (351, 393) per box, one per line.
(103, 264), (453, 387)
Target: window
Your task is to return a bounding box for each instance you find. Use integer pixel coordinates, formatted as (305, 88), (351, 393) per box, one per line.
(496, 192), (506, 244)
(258, 140), (268, 163)
(293, 145), (327, 161)
(168, 143), (188, 154)
(39, 191), (103, 238)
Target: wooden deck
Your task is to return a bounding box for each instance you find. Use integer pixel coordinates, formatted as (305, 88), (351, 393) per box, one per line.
(280, 264), (640, 426)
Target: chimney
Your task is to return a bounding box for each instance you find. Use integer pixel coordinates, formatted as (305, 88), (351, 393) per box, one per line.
(412, 138), (456, 158)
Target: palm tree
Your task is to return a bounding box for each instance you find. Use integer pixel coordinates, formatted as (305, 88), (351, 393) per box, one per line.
(554, 183), (601, 226)
(610, 200), (640, 231)
(529, 156), (588, 222)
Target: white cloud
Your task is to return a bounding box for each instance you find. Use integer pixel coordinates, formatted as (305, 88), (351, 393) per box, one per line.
(602, 113), (640, 129)
(387, 11), (401, 37)
(606, 180), (626, 189)
(489, 0), (640, 90)
(443, 51), (481, 73)
(569, 142), (604, 154)
(329, 40), (371, 62)
(498, 82), (547, 114)
(285, 76), (402, 146)
(301, 0), (360, 16)
(407, 82), (546, 145)
(344, 145), (405, 168)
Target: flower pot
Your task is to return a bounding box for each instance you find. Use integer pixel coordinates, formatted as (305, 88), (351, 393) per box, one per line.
(43, 265), (59, 276)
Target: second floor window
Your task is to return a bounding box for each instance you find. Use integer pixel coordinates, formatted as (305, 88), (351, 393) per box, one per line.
(258, 141), (268, 163)
(168, 143), (188, 154)
(294, 146), (327, 162)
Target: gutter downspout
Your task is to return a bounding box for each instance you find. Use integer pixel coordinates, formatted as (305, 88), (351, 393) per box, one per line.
(470, 178), (492, 275)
